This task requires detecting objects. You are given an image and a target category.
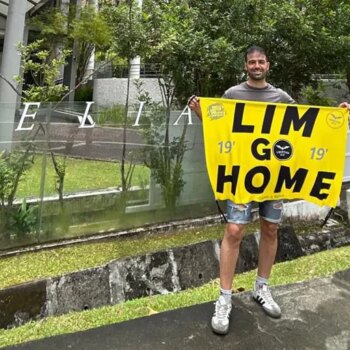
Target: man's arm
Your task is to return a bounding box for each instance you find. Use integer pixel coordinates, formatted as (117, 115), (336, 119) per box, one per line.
(187, 95), (202, 120)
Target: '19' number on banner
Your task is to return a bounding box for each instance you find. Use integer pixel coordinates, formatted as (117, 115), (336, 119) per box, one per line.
(218, 141), (235, 153)
(310, 147), (328, 160)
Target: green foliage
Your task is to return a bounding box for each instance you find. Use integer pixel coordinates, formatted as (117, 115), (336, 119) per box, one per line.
(133, 79), (152, 104)
(9, 199), (39, 237)
(138, 1), (247, 103)
(136, 0), (350, 102)
(0, 149), (36, 236)
(240, 0), (350, 98)
(133, 77), (188, 209)
(70, 5), (112, 84)
(140, 102), (188, 209)
(100, 1), (149, 201)
(30, 0), (350, 103)
(16, 156), (150, 198)
(300, 82), (336, 106)
(29, 8), (68, 46)
(50, 153), (67, 202)
(74, 84), (93, 101)
(0, 150), (35, 208)
(23, 8), (70, 101)
(70, 6), (112, 47)
(50, 152), (69, 232)
(24, 3), (112, 98)
(95, 105), (130, 126)
(16, 40), (70, 102)
(101, 0), (150, 61)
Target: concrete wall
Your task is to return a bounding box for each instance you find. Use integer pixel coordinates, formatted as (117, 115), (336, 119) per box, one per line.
(93, 78), (163, 107)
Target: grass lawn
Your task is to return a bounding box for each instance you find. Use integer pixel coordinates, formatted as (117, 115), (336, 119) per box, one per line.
(16, 155), (150, 198)
(0, 225), (225, 289)
(0, 217), (337, 290)
(1, 245), (350, 348)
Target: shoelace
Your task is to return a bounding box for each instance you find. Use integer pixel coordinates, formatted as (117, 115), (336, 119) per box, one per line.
(214, 300), (230, 319)
(258, 285), (275, 304)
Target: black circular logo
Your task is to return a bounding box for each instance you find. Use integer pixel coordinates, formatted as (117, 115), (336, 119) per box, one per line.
(273, 140), (293, 160)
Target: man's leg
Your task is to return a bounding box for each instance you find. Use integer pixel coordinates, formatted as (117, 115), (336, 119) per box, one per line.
(220, 222), (245, 290)
(211, 202), (251, 335)
(252, 200), (283, 318)
(257, 218), (278, 279)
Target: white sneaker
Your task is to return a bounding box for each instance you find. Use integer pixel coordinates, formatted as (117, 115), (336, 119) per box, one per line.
(211, 295), (232, 335)
(252, 284), (281, 318)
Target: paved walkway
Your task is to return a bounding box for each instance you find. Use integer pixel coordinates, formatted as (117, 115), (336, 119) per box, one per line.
(6, 268), (350, 350)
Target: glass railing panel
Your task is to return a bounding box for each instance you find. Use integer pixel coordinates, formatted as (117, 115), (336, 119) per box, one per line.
(4, 99), (350, 252)
(0, 102), (44, 250)
(0, 101), (218, 251)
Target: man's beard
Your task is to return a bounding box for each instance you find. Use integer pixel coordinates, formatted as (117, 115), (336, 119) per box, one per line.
(248, 71), (267, 81)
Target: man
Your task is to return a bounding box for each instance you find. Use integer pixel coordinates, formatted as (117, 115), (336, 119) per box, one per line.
(188, 45), (350, 335)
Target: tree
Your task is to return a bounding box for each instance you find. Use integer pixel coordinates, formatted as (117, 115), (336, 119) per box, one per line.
(28, 4), (112, 93)
(101, 0), (149, 210)
(16, 40), (70, 102)
(140, 0), (279, 102)
(101, 1), (195, 209)
(137, 79), (189, 209)
(254, 0), (350, 99)
(141, 0), (350, 101)
(69, 4), (112, 85)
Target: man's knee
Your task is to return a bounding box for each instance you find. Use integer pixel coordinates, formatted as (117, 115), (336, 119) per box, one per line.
(224, 223), (244, 243)
(260, 220), (278, 240)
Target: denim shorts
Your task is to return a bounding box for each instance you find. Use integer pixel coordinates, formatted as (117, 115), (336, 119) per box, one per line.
(226, 200), (283, 224)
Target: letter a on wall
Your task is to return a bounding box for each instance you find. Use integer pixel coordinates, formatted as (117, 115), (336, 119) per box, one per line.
(199, 97), (348, 207)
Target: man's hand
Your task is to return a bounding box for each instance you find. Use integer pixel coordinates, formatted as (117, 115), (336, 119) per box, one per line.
(187, 95), (202, 120)
(338, 102), (350, 111)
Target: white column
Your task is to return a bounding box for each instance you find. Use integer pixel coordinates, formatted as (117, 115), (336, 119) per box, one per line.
(129, 0), (143, 79)
(0, 0), (27, 150)
(129, 56), (141, 79)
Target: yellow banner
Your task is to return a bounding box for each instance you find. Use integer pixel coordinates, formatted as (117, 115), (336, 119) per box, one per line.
(200, 97), (348, 207)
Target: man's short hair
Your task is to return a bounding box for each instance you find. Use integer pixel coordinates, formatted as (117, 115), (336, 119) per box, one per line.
(245, 45), (269, 62)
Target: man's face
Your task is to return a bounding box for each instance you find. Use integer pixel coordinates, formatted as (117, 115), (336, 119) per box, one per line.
(245, 51), (270, 81)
